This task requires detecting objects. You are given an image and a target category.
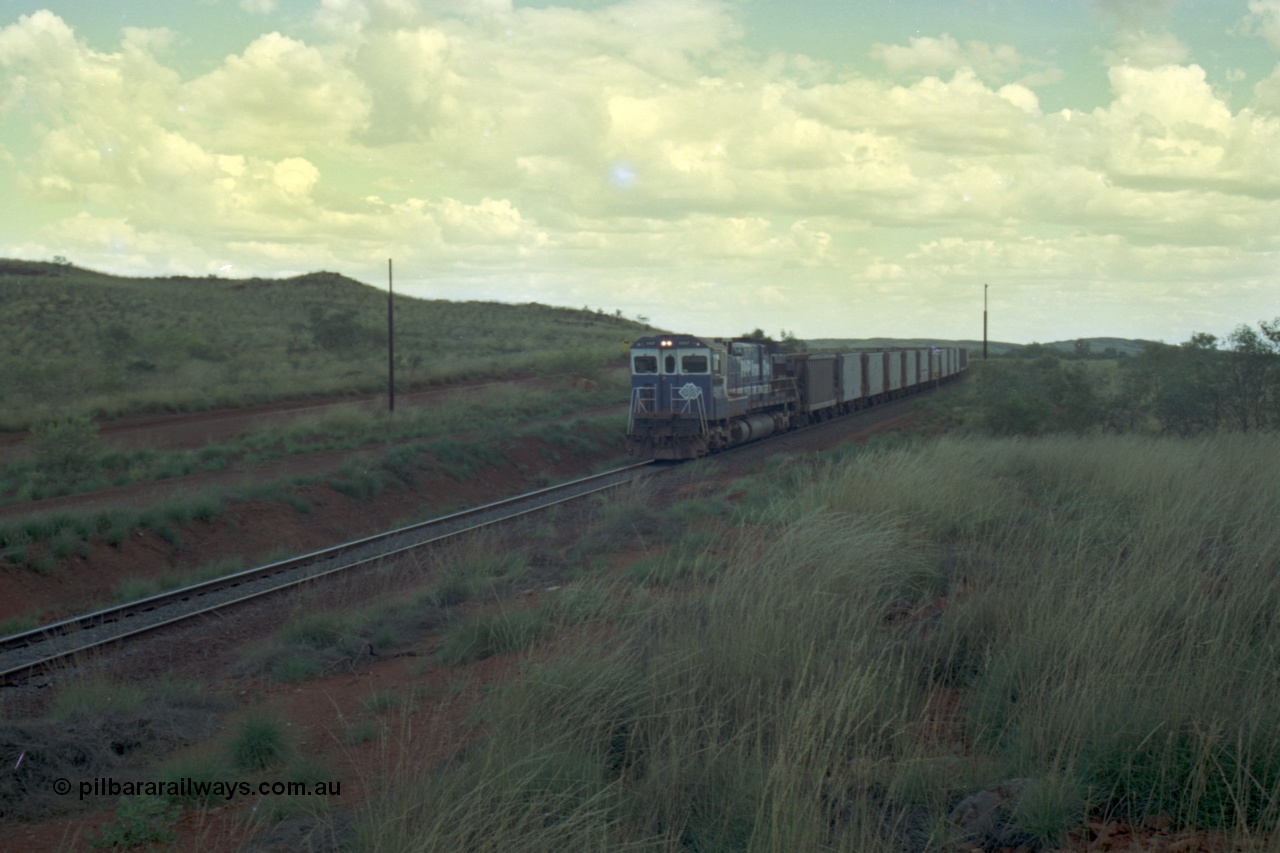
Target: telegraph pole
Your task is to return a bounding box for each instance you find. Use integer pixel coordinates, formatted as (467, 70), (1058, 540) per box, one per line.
(983, 283), (988, 361)
(387, 259), (395, 413)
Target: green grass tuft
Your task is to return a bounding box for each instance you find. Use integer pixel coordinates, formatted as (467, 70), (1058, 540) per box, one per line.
(230, 714), (293, 771)
(438, 608), (549, 665)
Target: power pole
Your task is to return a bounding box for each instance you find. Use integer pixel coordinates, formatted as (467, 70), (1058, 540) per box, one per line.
(387, 258), (395, 413)
(983, 283), (988, 361)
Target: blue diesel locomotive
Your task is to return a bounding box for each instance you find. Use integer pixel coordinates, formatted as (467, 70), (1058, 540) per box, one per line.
(626, 334), (967, 460)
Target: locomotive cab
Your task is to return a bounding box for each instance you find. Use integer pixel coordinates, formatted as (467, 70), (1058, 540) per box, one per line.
(629, 336), (717, 416)
(627, 335), (723, 459)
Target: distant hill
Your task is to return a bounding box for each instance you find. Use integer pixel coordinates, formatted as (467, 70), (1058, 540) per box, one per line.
(1039, 337), (1158, 357)
(807, 336), (1156, 357)
(0, 259), (649, 426)
(809, 337), (993, 352)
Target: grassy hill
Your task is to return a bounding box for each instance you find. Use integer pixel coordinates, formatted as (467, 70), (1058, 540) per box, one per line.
(809, 337), (1004, 355)
(808, 337), (1156, 357)
(0, 260), (649, 428)
(1039, 336), (1156, 356)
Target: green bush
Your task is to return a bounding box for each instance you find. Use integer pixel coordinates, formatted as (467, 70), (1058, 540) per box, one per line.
(30, 414), (100, 474)
(438, 608), (548, 665)
(89, 796), (179, 849)
(428, 569), (484, 607)
(985, 388), (1051, 435)
(231, 714), (293, 771)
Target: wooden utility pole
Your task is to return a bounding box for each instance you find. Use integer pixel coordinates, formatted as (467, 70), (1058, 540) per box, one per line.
(388, 259), (395, 413)
(983, 283), (988, 361)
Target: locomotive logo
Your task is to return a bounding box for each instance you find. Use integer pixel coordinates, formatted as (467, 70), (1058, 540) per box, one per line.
(678, 382), (701, 400)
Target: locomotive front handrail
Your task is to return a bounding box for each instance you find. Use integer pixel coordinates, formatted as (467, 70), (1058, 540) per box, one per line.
(629, 386), (657, 437)
(631, 385), (657, 413)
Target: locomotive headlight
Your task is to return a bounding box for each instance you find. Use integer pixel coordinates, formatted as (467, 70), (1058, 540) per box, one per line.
(660, 339), (673, 348)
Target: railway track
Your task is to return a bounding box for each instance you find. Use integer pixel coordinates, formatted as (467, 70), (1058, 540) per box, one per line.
(0, 461), (655, 685)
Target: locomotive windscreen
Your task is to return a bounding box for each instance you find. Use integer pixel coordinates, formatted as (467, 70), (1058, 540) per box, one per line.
(681, 353), (709, 373)
(632, 351), (659, 374)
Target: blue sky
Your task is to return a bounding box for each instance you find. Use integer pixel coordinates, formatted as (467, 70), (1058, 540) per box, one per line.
(4, 0), (1280, 343)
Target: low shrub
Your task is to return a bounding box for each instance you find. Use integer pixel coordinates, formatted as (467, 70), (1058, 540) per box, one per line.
(89, 796), (179, 849)
(31, 414), (101, 475)
(438, 608), (548, 665)
(231, 714), (293, 771)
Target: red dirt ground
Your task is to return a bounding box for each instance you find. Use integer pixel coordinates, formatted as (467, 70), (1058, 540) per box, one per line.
(0, 371), (625, 625)
(0, 431), (612, 626)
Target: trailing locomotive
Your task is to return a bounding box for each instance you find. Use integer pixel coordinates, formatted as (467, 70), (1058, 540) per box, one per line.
(626, 335), (968, 460)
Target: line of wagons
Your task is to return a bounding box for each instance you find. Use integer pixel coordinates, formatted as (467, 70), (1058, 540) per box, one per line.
(626, 334), (968, 460)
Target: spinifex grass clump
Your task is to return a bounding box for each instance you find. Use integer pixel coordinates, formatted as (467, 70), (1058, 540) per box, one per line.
(230, 714), (294, 771)
(437, 606), (550, 665)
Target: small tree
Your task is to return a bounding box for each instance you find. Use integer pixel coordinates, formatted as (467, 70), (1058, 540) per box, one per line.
(1042, 360), (1100, 434)
(1260, 317), (1280, 428)
(1131, 339), (1223, 436)
(1224, 325), (1276, 432)
(778, 329), (805, 352)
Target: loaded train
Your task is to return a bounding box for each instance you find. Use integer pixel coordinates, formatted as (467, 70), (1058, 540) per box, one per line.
(626, 335), (968, 460)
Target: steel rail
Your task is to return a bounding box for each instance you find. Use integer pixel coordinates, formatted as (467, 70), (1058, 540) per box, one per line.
(0, 460), (654, 684)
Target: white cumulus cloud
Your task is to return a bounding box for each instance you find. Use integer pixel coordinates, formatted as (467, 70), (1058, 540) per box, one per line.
(4, 2), (1280, 341)
(872, 34), (1025, 83)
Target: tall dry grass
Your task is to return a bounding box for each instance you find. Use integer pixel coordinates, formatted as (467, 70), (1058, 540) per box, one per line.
(355, 433), (1280, 851)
